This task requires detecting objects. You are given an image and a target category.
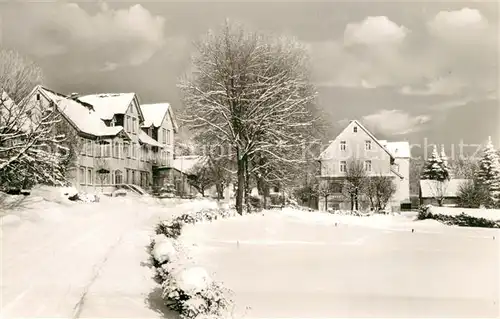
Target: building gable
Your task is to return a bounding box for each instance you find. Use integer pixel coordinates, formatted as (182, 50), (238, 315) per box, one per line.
(319, 120), (392, 161)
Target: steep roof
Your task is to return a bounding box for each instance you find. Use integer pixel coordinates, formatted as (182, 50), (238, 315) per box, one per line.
(138, 130), (164, 147)
(382, 141), (411, 158)
(419, 179), (469, 198)
(77, 93), (138, 120)
(34, 86), (123, 137)
(171, 155), (208, 174)
(141, 103), (170, 127)
(140, 102), (179, 132)
(318, 120), (395, 160)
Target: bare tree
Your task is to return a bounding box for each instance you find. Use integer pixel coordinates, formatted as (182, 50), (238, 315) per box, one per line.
(188, 159), (214, 197)
(179, 21), (318, 214)
(342, 159), (367, 211)
(450, 157), (478, 179)
(422, 179), (449, 207)
(0, 50), (67, 189)
(316, 179), (333, 211)
(366, 175), (397, 211)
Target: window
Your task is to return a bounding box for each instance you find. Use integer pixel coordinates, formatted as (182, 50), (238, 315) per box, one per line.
(80, 138), (86, 155)
(110, 117), (116, 127)
(340, 161), (347, 172)
(124, 143), (130, 158)
(365, 160), (372, 172)
(162, 128), (167, 144)
(166, 151), (170, 166)
(132, 118), (137, 134)
(79, 167), (85, 184)
(167, 130), (171, 145)
(114, 142), (119, 158)
(132, 143), (136, 158)
(340, 141), (346, 151)
(115, 170), (123, 184)
(131, 170), (136, 185)
(365, 140), (372, 150)
(353, 126), (358, 133)
(87, 168), (93, 185)
(86, 140), (93, 156)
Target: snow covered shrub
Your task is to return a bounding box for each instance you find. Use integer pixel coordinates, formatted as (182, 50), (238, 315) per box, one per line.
(249, 195), (264, 211)
(148, 207), (237, 319)
(417, 206), (500, 228)
(162, 266), (232, 319)
(155, 219), (184, 239)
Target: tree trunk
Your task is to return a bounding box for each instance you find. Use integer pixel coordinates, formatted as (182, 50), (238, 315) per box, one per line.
(324, 195), (328, 211)
(244, 154), (251, 213)
(350, 194), (354, 211)
(236, 149), (245, 215)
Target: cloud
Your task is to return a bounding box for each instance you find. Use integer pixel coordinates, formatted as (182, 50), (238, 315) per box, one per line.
(399, 77), (466, 96)
(7, 2), (166, 69)
(344, 16), (408, 46)
(428, 7), (488, 40)
(309, 7), (496, 99)
(362, 110), (431, 136)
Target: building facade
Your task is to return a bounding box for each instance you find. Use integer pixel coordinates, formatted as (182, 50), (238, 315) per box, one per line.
(317, 120), (410, 211)
(22, 85), (177, 193)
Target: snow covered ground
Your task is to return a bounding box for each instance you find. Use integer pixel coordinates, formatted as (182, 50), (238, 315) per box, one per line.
(0, 189), (219, 319)
(181, 209), (500, 318)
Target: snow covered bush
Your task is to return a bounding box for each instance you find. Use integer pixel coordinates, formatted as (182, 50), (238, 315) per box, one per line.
(148, 207), (237, 318)
(163, 267), (232, 319)
(418, 205), (500, 228)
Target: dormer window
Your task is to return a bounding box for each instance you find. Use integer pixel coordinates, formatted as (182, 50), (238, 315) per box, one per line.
(340, 141), (346, 151)
(353, 126), (358, 133)
(110, 118), (116, 127)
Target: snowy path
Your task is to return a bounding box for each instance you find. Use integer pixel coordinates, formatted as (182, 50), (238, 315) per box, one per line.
(1, 196), (217, 318)
(181, 210), (500, 318)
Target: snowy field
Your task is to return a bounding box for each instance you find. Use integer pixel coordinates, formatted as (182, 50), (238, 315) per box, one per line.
(0, 189), (219, 319)
(181, 209), (500, 318)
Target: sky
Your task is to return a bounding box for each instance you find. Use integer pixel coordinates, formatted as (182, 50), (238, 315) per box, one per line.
(0, 1), (498, 159)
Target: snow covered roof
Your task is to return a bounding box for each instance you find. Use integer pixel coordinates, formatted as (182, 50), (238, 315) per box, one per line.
(77, 93), (136, 120)
(141, 103), (170, 128)
(37, 87), (123, 137)
(138, 130), (164, 147)
(385, 141), (411, 158)
(171, 156), (208, 174)
(419, 179), (470, 198)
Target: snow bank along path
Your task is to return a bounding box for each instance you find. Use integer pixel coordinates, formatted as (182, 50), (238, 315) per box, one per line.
(1, 194), (218, 318)
(180, 209), (500, 318)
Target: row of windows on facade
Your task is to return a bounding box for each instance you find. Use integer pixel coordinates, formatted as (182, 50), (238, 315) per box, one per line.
(340, 140), (372, 151)
(114, 115), (173, 145)
(324, 160), (400, 175)
(78, 166), (149, 186)
(80, 139), (170, 163)
(324, 160), (372, 174)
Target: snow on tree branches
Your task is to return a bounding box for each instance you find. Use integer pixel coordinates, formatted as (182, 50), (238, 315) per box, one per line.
(0, 49), (66, 189)
(179, 21), (319, 214)
(477, 136), (500, 207)
(421, 145), (450, 181)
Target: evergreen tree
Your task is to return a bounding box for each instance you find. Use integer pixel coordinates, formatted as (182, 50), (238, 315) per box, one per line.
(439, 145), (451, 181)
(421, 145), (447, 181)
(477, 136), (500, 207)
